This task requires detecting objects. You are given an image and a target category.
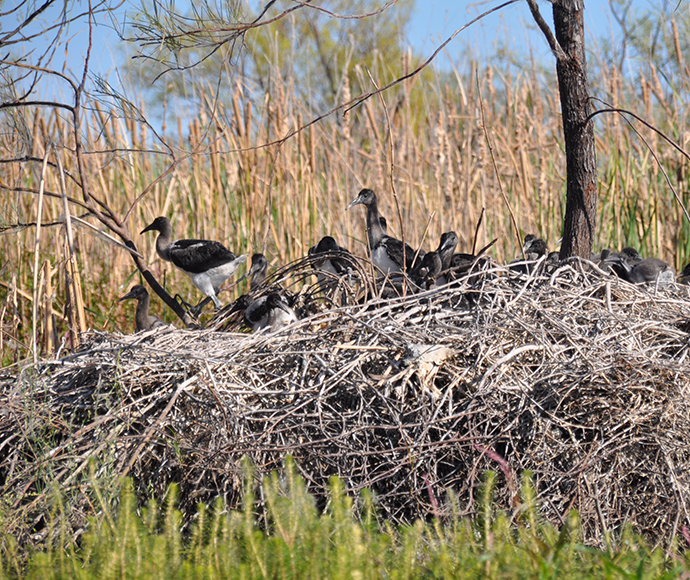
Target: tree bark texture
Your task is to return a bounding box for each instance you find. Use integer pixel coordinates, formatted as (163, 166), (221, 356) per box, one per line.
(553, 0), (598, 259)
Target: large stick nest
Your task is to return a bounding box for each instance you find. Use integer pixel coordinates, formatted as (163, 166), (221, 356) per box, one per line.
(2, 257), (690, 549)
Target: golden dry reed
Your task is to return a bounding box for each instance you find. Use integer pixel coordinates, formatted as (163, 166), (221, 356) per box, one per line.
(1, 51), (689, 363)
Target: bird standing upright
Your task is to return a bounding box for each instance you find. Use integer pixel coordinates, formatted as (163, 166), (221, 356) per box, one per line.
(141, 216), (246, 310)
(346, 188), (424, 274)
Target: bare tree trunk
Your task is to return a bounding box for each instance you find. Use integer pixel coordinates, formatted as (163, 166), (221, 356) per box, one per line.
(553, 0), (598, 259)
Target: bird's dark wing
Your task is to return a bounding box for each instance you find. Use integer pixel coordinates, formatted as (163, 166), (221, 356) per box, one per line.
(381, 237), (424, 271)
(451, 253), (476, 267)
(411, 251), (441, 286)
(330, 248), (357, 275)
(244, 296), (269, 327)
(168, 239), (237, 273)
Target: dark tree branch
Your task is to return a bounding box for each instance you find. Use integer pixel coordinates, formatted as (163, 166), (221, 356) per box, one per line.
(552, 0), (598, 259)
(526, 0), (567, 61)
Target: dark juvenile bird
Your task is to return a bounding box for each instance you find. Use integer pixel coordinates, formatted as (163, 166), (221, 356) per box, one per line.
(627, 258), (674, 284)
(243, 292), (298, 332)
(119, 285), (166, 333)
(603, 248), (674, 284)
(141, 216), (246, 310)
(410, 251), (443, 289)
(510, 234), (549, 274)
(522, 234), (549, 260)
(620, 247), (642, 263)
(445, 238), (497, 281)
(308, 236), (354, 282)
(346, 188), (424, 274)
(432, 231), (459, 286)
(437, 232), (459, 270)
(245, 253), (269, 291)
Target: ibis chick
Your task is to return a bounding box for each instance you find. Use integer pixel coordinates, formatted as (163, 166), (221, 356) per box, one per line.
(119, 285), (166, 333)
(346, 188), (424, 274)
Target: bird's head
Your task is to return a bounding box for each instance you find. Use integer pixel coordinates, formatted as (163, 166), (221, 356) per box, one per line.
(141, 216), (171, 235)
(439, 231), (458, 253)
(347, 188), (377, 211)
(119, 285), (148, 302)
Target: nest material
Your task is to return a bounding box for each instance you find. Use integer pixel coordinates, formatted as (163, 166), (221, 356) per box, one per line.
(2, 257), (690, 549)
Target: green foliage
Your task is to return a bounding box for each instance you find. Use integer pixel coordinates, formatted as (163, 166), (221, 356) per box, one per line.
(2, 463), (687, 579)
(123, 0), (417, 110)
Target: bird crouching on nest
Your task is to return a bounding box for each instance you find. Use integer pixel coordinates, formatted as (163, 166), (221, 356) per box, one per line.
(603, 249), (675, 285)
(509, 234), (549, 274)
(141, 216), (247, 314)
(308, 236), (355, 284)
(410, 251), (443, 290)
(227, 292), (298, 332)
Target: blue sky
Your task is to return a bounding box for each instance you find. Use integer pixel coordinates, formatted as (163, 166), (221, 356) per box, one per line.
(409, 1), (631, 61)
(14, 0), (652, 92)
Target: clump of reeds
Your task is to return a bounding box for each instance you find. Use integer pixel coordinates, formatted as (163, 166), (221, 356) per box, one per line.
(2, 48), (690, 364)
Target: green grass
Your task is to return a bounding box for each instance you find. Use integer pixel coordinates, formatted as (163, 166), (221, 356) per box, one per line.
(1, 463), (687, 580)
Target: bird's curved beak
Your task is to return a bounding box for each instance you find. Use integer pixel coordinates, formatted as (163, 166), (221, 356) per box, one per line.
(441, 238), (456, 252)
(346, 194), (363, 211)
(140, 223), (155, 235)
(119, 290), (135, 302)
(236, 259), (259, 284)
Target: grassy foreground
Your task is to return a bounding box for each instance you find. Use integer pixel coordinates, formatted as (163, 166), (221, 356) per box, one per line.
(1, 463), (686, 580)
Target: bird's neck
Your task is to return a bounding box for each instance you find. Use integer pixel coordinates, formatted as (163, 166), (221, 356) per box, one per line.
(155, 231), (173, 261)
(250, 271), (266, 291)
(365, 201), (385, 249)
(135, 294), (150, 325)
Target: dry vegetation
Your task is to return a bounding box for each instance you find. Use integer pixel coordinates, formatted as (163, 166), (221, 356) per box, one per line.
(2, 31), (690, 557)
(1, 52), (690, 359)
(1, 259), (689, 551)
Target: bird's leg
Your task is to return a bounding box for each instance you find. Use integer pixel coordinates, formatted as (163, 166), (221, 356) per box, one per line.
(174, 294), (195, 310)
(173, 293), (211, 318)
(210, 290), (223, 310)
(188, 297), (213, 318)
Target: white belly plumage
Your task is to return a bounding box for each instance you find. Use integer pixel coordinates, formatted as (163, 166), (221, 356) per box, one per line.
(186, 261), (243, 292)
(372, 245), (402, 274)
(183, 255), (247, 308)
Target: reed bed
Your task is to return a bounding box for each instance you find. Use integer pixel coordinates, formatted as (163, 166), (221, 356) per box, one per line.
(2, 262), (689, 551)
(2, 49), (690, 364)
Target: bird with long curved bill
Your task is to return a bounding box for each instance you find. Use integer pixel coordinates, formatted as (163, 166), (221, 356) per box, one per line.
(141, 216), (246, 312)
(119, 285), (166, 333)
(346, 188), (424, 274)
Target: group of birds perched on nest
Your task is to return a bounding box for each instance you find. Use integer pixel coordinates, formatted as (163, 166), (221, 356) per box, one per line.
(119, 188), (689, 334)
